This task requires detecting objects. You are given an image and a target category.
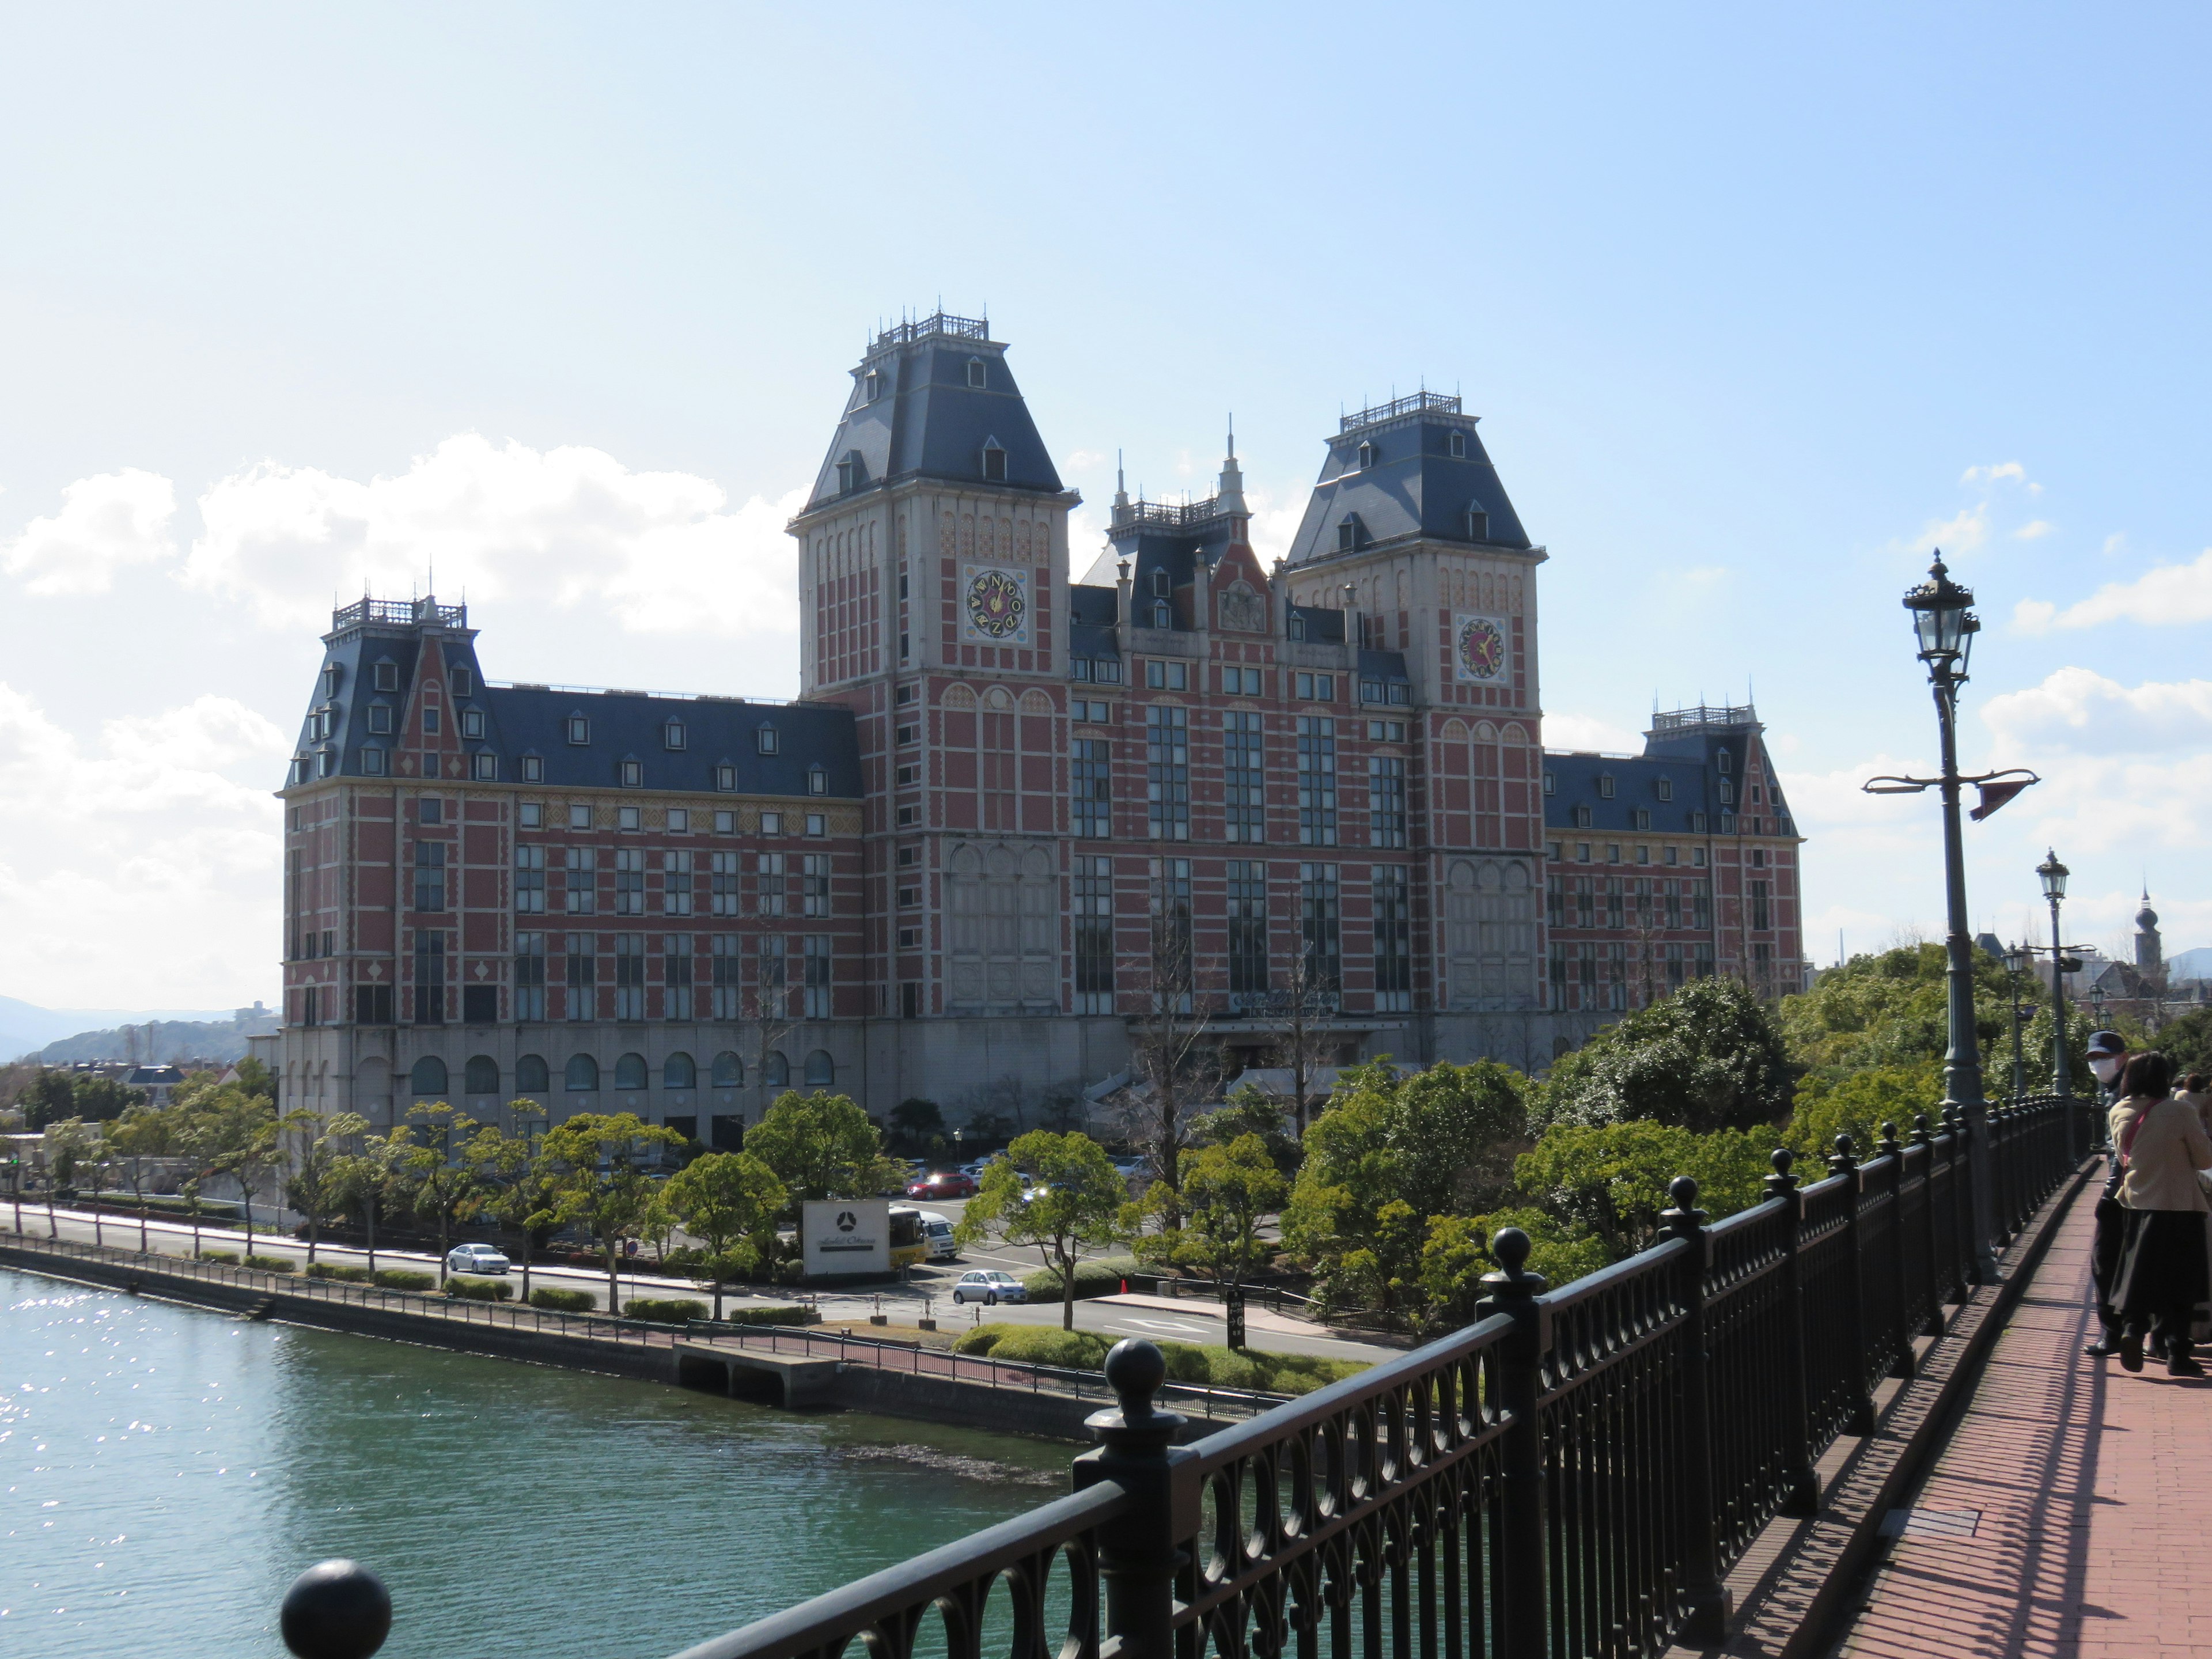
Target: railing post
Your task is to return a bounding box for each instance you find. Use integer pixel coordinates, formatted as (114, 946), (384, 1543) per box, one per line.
(1766, 1150), (1820, 1516)
(1911, 1116), (1945, 1334)
(1830, 1134), (1876, 1435)
(1878, 1123), (1912, 1378)
(1073, 1340), (1192, 1659)
(1945, 1105), (1974, 1298)
(1662, 1178), (1732, 1642)
(1476, 1228), (1551, 1659)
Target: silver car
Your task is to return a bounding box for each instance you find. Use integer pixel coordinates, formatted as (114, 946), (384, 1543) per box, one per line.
(950, 1269), (1025, 1306)
(445, 1243), (511, 1275)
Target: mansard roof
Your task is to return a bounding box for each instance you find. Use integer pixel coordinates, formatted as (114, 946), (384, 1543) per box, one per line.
(1285, 392), (1532, 567)
(802, 313), (1063, 513)
(1541, 706), (1793, 836)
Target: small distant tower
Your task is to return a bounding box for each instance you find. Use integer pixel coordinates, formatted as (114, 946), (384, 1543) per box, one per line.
(2136, 889), (2163, 977)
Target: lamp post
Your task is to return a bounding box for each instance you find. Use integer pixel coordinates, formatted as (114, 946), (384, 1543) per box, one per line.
(1902, 555), (1999, 1283)
(2037, 849), (2079, 1156)
(2004, 943), (2033, 1103)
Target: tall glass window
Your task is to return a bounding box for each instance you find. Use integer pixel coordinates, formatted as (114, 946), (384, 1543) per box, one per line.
(1073, 738), (1112, 838)
(412, 930), (445, 1025)
(1297, 717), (1336, 846)
(412, 842), (446, 911)
(710, 851), (740, 915)
(662, 851), (693, 915)
(757, 935), (788, 1016)
(1226, 860), (1268, 1002)
(565, 933), (595, 1020)
(565, 847), (595, 914)
(1224, 711), (1264, 843)
(711, 935), (741, 1019)
(514, 931), (546, 1022)
(514, 844), (546, 913)
(1373, 866), (1412, 1012)
(757, 851), (786, 916)
(663, 935), (693, 1021)
(1750, 879), (1771, 931)
(613, 934), (646, 1020)
(614, 849), (646, 915)
(1150, 856), (1194, 1012)
(1300, 863), (1340, 1002)
(1145, 705), (1190, 840)
(1073, 856), (1115, 1015)
(1367, 755), (1407, 849)
(804, 934), (833, 1019)
(802, 854), (831, 918)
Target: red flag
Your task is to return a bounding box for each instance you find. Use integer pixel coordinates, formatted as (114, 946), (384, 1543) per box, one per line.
(1970, 778), (2035, 821)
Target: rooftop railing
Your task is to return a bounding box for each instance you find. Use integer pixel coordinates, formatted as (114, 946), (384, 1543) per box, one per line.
(1650, 703), (1759, 733)
(329, 597), (467, 631)
(1111, 495), (1224, 532)
(1340, 390), (1464, 433)
(872, 310), (991, 351)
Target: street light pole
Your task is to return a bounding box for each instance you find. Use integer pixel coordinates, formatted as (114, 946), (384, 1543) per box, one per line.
(2037, 850), (2077, 1158)
(1903, 555), (2000, 1284)
(2004, 944), (2032, 1102)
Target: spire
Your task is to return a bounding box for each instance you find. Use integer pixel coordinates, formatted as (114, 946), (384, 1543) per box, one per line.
(1216, 416), (1248, 518)
(1113, 449), (1128, 513)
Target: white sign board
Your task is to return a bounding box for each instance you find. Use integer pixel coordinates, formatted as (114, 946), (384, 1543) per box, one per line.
(802, 1198), (890, 1278)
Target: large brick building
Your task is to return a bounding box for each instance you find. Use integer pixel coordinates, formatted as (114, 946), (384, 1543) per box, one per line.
(276, 313), (1806, 1132)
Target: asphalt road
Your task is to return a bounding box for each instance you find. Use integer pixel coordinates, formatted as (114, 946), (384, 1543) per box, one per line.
(15, 1198), (1393, 1362)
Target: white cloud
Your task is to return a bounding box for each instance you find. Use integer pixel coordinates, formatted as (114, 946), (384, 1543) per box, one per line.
(2013, 520), (2056, 540)
(1542, 712), (1642, 754)
(166, 434), (803, 639)
(2, 468), (177, 595)
(0, 684), (290, 1007)
(1961, 461), (2037, 493)
(1982, 666), (2212, 755)
(2011, 548), (2212, 634)
(1907, 502), (1990, 556)
(1681, 565), (1728, 585)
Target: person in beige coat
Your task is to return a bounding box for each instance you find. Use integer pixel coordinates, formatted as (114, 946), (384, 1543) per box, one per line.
(2108, 1052), (2212, 1376)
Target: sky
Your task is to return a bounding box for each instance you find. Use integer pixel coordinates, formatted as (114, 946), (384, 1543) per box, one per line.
(3, 3), (2210, 1009)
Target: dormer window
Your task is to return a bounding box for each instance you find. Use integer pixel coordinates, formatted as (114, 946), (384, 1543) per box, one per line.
(663, 718), (687, 751)
(1598, 774), (1616, 799)
(807, 764), (827, 796)
(835, 450), (863, 495)
(1718, 778), (1735, 804)
(373, 659), (399, 692)
(421, 707), (441, 735)
(1656, 777), (1673, 802)
(1465, 504), (1488, 541)
(980, 439), (1007, 482)
(864, 368), (884, 402)
(967, 357), (986, 389)
(715, 764), (738, 792)
(1152, 600), (1172, 629)
(756, 725), (779, 755)
(362, 747), (388, 777)
(1357, 441), (1376, 469)
(1716, 750), (1732, 774)
(322, 663), (341, 697)
(1336, 515), (1364, 552)
(521, 754), (543, 782)
(318, 748), (337, 779)
(1573, 804), (1593, 828)
(460, 709), (486, 739)
(1543, 771), (1557, 795)
(566, 715), (590, 746)
(451, 665), (474, 697)
(1288, 613), (1306, 642)
(620, 759), (643, 787)
(1151, 569), (1169, 597)
(1449, 431), (1468, 459)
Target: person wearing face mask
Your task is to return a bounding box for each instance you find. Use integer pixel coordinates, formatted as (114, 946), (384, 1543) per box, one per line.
(2108, 1051), (2212, 1376)
(2084, 1030), (2131, 1358)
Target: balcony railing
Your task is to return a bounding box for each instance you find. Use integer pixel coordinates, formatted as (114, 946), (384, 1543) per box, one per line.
(329, 596), (467, 631)
(1649, 703), (1758, 734)
(1340, 390), (1463, 433)
(1112, 495), (1223, 532)
(871, 310), (990, 351)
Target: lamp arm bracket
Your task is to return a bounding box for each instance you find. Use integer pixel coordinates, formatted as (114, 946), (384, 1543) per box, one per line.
(1861, 774), (1936, 794)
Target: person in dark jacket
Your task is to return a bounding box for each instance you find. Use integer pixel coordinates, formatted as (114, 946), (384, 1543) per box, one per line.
(2084, 1029), (2131, 1357)
(2108, 1051), (2212, 1376)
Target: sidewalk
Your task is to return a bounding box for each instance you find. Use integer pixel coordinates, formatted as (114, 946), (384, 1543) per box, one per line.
(1830, 1187), (2212, 1659)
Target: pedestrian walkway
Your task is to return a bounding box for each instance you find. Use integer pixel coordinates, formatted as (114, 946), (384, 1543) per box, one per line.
(1830, 1188), (2212, 1658)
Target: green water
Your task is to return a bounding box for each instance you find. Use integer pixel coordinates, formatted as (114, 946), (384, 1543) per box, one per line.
(0, 1269), (1072, 1658)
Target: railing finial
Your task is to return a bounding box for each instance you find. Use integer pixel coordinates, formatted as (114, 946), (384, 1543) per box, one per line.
(1911, 1112), (1933, 1146)
(280, 1559), (391, 1659)
(1102, 1337), (1167, 1427)
(1879, 1121), (1903, 1158)
(1829, 1132), (1858, 1176)
(1766, 1146), (1798, 1195)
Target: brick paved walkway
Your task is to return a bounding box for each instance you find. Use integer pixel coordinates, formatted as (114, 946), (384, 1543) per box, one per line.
(1833, 1192), (2212, 1658)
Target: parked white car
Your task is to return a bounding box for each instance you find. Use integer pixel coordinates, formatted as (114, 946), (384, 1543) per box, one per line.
(445, 1243), (511, 1275)
(950, 1269), (1026, 1306)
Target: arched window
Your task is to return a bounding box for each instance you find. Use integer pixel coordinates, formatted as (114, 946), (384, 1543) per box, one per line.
(764, 1051), (789, 1088)
(664, 1052), (696, 1089)
(804, 1049), (835, 1088)
(565, 1054), (600, 1092)
(516, 1054), (550, 1094)
(408, 1056), (448, 1097)
(710, 1051), (744, 1088)
(463, 1055), (499, 1096)
(614, 1052), (647, 1091)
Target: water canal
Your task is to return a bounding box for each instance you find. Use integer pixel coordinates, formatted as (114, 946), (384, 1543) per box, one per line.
(1, 1268), (1071, 1658)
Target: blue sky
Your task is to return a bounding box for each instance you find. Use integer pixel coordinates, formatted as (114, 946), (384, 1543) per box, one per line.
(3, 3), (2209, 1006)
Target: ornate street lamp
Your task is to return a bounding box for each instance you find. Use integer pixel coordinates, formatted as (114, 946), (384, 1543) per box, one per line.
(1901, 555), (1998, 1282)
(2036, 849), (2081, 1154)
(2004, 942), (2034, 1103)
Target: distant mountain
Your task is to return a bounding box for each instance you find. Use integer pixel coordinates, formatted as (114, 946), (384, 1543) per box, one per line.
(36, 1007), (281, 1066)
(2168, 947), (2212, 983)
(0, 995), (272, 1063)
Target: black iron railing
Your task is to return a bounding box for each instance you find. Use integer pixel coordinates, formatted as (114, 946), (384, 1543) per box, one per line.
(255, 1094), (2083, 1659)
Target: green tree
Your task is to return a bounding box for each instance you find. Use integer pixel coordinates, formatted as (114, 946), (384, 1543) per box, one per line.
(232, 1056), (276, 1101)
(1541, 976), (1795, 1133)
(476, 1104), (566, 1303)
(743, 1090), (903, 1203)
(537, 1112), (686, 1313)
(1147, 1135), (1287, 1323)
(43, 1118), (96, 1238)
(1779, 942), (2011, 1080)
(287, 1112), (368, 1265)
(664, 1151), (787, 1317)
(1416, 1209), (1609, 1332)
(954, 1130), (1133, 1331)
(399, 1104), (496, 1283)
(1784, 1060), (1941, 1165)
(104, 1104), (175, 1252)
(22, 1071), (78, 1131)
(331, 1123), (413, 1272)
(1514, 1120), (1770, 1262)
(886, 1098), (944, 1155)
(1191, 1085), (1301, 1175)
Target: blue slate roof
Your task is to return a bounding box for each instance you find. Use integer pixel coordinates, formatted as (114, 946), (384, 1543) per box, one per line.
(1287, 603), (1346, 645)
(1069, 585), (1119, 628)
(1285, 393), (1532, 567)
(1542, 714), (1791, 836)
(803, 313), (1062, 511)
(1357, 648), (1410, 683)
(1104, 506), (1240, 634)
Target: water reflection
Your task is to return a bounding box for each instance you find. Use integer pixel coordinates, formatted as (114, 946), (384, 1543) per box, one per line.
(0, 1270), (1069, 1658)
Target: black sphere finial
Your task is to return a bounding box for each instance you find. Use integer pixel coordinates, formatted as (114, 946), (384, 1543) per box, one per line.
(1770, 1147), (1794, 1176)
(281, 1560), (391, 1659)
(1668, 1175), (1699, 1210)
(1490, 1226), (1532, 1276)
(1833, 1132), (1855, 1157)
(1103, 1338), (1166, 1421)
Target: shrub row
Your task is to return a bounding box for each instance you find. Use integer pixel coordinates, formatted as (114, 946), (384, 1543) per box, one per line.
(1018, 1256), (1142, 1301)
(445, 1277), (514, 1302)
(623, 1297), (710, 1324)
(718, 1304), (819, 1327)
(243, 1254), (295, 1274)
(196, 1249), (238, 1264)
(305, 1262), (373, 1282)
(529, 1287), (597, 1313)
(373, 1269), (436, 1292)
(952, 1325), (1368, 1397)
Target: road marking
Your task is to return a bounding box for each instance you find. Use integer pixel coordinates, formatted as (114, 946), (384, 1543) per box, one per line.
(1108, 1316), (1213, 1337)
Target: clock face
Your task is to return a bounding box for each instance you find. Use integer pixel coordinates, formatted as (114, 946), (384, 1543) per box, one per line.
(965, 569), (1026, 639)
(1458, 616), (1507, 680)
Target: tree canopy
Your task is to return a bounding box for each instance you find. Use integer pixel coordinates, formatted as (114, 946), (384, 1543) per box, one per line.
(743, 1090), (903, 1202)
(1539, 975), (1794, 1133)
(955, 1130), (1131, 1330)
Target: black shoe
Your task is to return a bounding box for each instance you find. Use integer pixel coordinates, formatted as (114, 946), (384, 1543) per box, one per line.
(2170, 1351), (2205, 1378)
(2085, 1339), (2117, 1357)
(2119, 1332), (2145, 1372)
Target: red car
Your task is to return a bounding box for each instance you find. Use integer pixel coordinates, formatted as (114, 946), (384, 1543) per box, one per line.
(906, 1170), (978, 1200)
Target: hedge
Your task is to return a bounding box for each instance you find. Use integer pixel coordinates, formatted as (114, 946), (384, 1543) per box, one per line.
(305, 1263), (373, 1283)
(197, 1249), (239, 1264)
(372, 1269), (436, 1292)
(243, 1254), (296, 1274)
(446, 1277), (514, 1302)
(529, 1287), (597, 1312)
(624, 1297), (710, 1324)
(720, 1305), (818, 1327)
(1019, 1255), (1142, 1301)
(952, 1325), (1368, 1396)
